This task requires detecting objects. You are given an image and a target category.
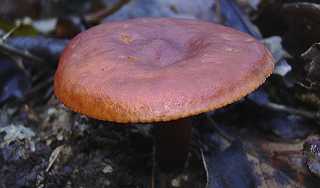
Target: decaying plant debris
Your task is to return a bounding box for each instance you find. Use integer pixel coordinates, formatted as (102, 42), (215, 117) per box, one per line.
(0, 0), (320, 188)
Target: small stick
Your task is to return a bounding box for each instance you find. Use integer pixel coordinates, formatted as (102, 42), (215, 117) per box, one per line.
(264, 102), (320, 120)
(205, 113), (234, 143)
(1, 22), (21, 41)
(25, 76), (54, 97)
(46, 145), (65, 172)
(215, 0), (223, 23)
(84, 0), (130, 24)
(200, 148), (209, 188)
(0, 23), (44, 64)
(0, 42), (44, 63)
(151, 144), (156, 188)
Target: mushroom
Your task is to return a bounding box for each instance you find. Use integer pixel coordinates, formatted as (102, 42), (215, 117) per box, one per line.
(54, 18), (274, 170)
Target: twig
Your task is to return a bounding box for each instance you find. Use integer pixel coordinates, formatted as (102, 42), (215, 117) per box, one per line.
(32, 69), (51, 82)
(264, 102), (320, 120)
(215, 0), (223, 23)
(84, 0), (130, 24)
(205, 113), (234, 143)
(0, 24), (45, 64)
(151, 143), (159, 188)
(12, 56), (30, 77)
(1, 23), (21, 41)
(44, 86), (54, 102)
(46, 145), (65, 172)
(151, 145), (168, 188)
(200, 148), (209, 188)
(0, 41), (44, 63)
(25, 76), (54, 97)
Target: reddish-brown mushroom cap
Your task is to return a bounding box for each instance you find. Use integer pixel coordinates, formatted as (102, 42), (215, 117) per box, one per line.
(54, 17), (274, 123)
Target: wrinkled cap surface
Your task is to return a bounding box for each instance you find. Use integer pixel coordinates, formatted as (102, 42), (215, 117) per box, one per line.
(54, 18), (274, 123)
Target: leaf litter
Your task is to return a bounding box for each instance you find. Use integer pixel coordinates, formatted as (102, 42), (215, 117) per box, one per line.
(0, 0), (320, 188)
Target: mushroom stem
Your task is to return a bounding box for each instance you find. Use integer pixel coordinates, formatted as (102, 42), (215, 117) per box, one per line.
(155, 118), (193, 171)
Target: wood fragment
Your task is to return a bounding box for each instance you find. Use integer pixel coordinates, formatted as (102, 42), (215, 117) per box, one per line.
(0, 41), (44, 64)
(265, 102), (320, 121)
(46, 145), (65, 172)
(84, 0), (130, 24)
(200, 149), (209, 188)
